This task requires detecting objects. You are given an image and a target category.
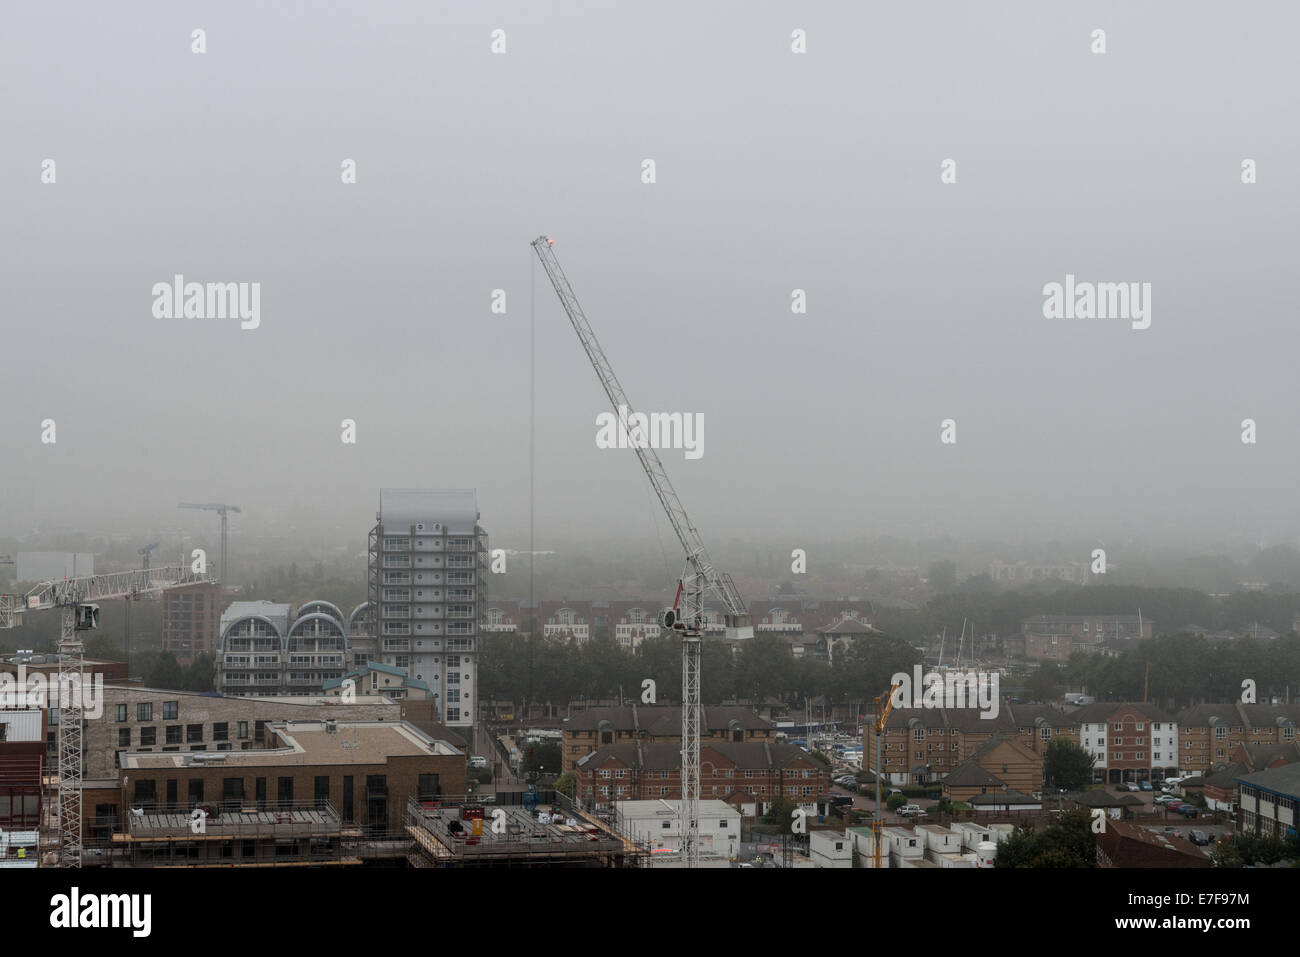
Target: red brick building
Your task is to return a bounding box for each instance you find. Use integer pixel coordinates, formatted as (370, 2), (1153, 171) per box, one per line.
(574, 741), (828, 813)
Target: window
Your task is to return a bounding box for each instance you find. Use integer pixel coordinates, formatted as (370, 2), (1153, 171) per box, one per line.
(238, 721), (249, 740)
(186, 724), (203, 743)
(188, 779), (204, 805)
(315, 776), (331, 805)
(140, 727), (156, 746)
(166, 725), (182, 745)
(278, 777), (294, 804)
(213, 723), (229, 742)
(115, 704), (127, 722)
(137, 703), (153, 721)
(661, 820), (671, 829)
(118, 728), (131, 747)
(132, 779), (157, 807)
(163, 701), (178, 720)
(417, 774), (440, 800)
(342, 776), (354, 823)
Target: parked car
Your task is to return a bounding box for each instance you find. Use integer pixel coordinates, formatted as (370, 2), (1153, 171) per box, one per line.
(1123, 782), (1141, 792)
(897, 804), (925, 817)
(1139, 781), (1153, 791)
(1155, 795), (1179, 805)
(468, 755), (488, 769)
(1175, 806), (1200, 819)
(1188, 830), (1210, 846)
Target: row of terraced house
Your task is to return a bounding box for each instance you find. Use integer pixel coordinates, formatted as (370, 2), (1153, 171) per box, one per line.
(867, 700), (1300, 786)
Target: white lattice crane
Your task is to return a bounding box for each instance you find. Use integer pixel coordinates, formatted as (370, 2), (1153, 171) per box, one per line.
(531, 235), (752, 867)
(2, 564), (216, 866)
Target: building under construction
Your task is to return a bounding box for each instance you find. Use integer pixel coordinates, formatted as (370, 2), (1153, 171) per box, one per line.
(406, 789), (649, 868)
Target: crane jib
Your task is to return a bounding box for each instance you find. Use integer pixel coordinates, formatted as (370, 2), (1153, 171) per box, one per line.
(530, 236), (751, 631)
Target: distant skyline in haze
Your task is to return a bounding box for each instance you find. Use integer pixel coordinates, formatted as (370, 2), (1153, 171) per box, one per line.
(4, 2), (1298, 550)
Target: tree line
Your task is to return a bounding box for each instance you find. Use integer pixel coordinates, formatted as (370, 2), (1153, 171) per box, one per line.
(478, 631), (922, 710)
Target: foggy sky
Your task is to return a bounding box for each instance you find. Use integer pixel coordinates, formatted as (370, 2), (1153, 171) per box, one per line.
(3, 1), (1299, 551)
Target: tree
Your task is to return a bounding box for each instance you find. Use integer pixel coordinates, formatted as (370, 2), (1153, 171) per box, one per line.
(553, 772), (577, 798)
(994, 810), (1095, 868)
(144, 651), (183, 690)
(182, 653), (215, 692)
(1026, 664), (1063, 702)
(927, 560), (958, 593)
(763, 796), (797, 827)
(1044, 738), (1095, 792)
(1210, 841), (1243, 868)
(84, 635), (125, 661)
(886, 792), (907, 813)
(521, 740), (561, 778)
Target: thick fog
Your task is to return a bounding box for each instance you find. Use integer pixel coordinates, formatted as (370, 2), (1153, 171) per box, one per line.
(3, 1), (1298, 552)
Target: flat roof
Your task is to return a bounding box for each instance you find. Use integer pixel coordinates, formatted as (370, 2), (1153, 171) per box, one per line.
(379, 488), (479, 532)
(103, 686), (395, 706)
(615, 799), (739, 818)
(120, 720), (460, 770)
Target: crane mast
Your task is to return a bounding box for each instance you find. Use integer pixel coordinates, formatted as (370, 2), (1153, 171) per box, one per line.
(3, 564), (215, 867)
(531, 236), (752, 867)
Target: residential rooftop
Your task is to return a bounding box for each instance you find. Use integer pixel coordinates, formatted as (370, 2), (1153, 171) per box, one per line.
(120, 720), (460, 769)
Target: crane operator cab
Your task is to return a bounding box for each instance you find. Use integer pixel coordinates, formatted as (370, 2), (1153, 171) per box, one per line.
(74, 604), (100, 631)
(657, 608), (688, 633)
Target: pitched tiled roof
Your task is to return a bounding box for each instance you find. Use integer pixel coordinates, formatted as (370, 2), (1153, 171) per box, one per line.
(562, 705), (772, 734)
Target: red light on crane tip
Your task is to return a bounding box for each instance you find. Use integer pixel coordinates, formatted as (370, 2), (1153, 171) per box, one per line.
(547, 238), (553, 245)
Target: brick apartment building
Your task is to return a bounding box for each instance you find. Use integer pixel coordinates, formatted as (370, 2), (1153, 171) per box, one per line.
(1073, 701), (1179, 784)
(1202, 740), (1300, 811)
(574, 740), (829, 812)
(162, 581), (224, 666)
(867, 703), (1076, 786)
(86, 686), (401, 780)
(561, 705), (776, 773)
(1175, 703), (1300, 777)
(0, 709), (45, 831)
(941, 733), (1045, 803)
(97, 719), (465, 861)
(1019, 615), (1153, 663)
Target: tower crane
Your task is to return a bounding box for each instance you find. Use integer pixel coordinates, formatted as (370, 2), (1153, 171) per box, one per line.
(1, 563), (215, 867)
(870, 681), (903, 869)
(531, 236), (752, 867)
(178, 502), (240, 586)
(124, 544), (159, 661)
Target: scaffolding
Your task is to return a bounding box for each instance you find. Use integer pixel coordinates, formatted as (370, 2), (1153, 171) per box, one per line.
(110, 799), (352, 867)
(405, 792), (649, 868)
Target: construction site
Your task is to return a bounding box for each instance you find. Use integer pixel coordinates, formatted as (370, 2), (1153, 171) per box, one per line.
(405, 789), (649, 868)
(0, 238), (769, 871)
